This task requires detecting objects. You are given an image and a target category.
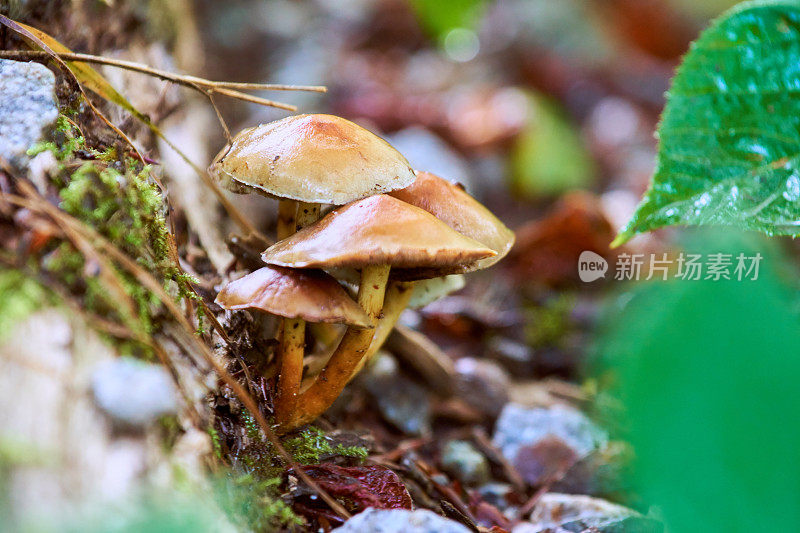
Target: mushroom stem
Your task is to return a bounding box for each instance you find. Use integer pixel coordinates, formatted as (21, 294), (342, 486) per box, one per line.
(350, 280), (415, 378)
(286, 264), (390, 430)
(296, 202), (321, 232)
(274, 199), (299, 422)
(276, 199), (298, 240)
(275, 201), (319, 425)
(274, 318), (305, 424)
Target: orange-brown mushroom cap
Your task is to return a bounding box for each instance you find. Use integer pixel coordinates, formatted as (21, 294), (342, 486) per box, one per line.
(260, 195), (496, 274)
(390, 170), (515, 272)
(215, 266), (372, 327)
(208, 114), (416, 204)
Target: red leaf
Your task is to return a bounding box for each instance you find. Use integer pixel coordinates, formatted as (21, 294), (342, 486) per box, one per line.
(293, 464), (413, 513)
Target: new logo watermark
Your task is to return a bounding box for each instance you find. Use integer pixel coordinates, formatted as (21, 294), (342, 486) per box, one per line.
(578, 251), (608, 282)
(579, 251), (763, 282)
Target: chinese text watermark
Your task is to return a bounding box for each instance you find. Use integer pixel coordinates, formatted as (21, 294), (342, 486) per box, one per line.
(579, 251), (763, 282)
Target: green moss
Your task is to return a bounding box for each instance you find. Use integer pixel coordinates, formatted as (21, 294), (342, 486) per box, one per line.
(284, 427), (368, 464)
(28, 116), (85, 162)
(241, 411), (262, 442)
(524, 293), (576, 348)
(0, 269), (53, 339)
(208, 427), (223, 460)
(28, 112), (201, 354)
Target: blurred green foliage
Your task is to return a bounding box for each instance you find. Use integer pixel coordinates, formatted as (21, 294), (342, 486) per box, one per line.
(407, 0), (488, 41)
(595, 230), (800, 531)
(0, 269), (51, 339)
(510, 91), (595, 198)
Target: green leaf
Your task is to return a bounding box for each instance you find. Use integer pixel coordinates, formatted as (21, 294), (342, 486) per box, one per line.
(595, 229), (800, 531)
(408, 0), (488, 41)
(509, 91), (595, 198)
(615, 0), (800, 246)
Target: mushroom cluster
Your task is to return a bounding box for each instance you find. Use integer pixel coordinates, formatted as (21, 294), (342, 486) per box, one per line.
(210, 114), (514, 431)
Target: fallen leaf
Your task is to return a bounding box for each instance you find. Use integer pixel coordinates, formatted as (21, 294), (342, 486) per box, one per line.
(508, 192), (616, 286)
(291, 463), (413, 514)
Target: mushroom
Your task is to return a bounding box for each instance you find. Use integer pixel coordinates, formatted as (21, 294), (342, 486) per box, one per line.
(351, 170), (516, 369)
(389, 170), (515, 278)
(209, 114), (416, 206)
(209, 114), (415, 423)
(215, 265), (370, 423)
(260, 194), (496, 429)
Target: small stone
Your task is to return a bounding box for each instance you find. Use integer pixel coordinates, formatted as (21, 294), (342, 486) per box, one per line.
(92, 358), (178, 427)
(493, 404), (607, 484)
(560, 515), (663, 533)
(0, 59), (59, 171)
(487, 336), (536, 377)
(363, 355), (431, 435)
(336, 508), (471, 533)
(441, 440), (490, 486)
(477, 482), (514, 510)
(514, 435), (579, 486)
(454, 357), (510, 418)
(525, 493), (662, 533)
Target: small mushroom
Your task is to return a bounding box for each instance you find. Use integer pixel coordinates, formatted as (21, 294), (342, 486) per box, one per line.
(260, 194), (495, 429)
(210, 114), (415, 422)
(215, 266), (371, 327)
(356, 170), (516, 370)
(390, 170), (515, 277)
(261, 194), (493, 270)
(215, 266), (370, 423)
(209, 114), (416, 205)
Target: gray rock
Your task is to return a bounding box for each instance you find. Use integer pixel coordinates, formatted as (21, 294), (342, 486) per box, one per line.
(336, 508), (471, 533)
(493, 404), (607, 476)
(92, 358), (177, 427)
(519, 493), (662, 533)
(0, 59), (58, 170)
(441, 440), (490, 486)
(454, 358), (510, 418)
(363, 355), (431, 435)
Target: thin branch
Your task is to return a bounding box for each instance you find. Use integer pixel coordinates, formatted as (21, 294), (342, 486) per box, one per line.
(0, 49), (327, 111)
(208, 87), (296, 111)
(1, 49), (328, 92)
(206, 92), (232, 143)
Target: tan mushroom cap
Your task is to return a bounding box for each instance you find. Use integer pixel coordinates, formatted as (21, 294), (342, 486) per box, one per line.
(390, 170), (515, 272)
(260, 195), (496, 274)
(215, 266), (372, 327)
(208, 114), (416, 204)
